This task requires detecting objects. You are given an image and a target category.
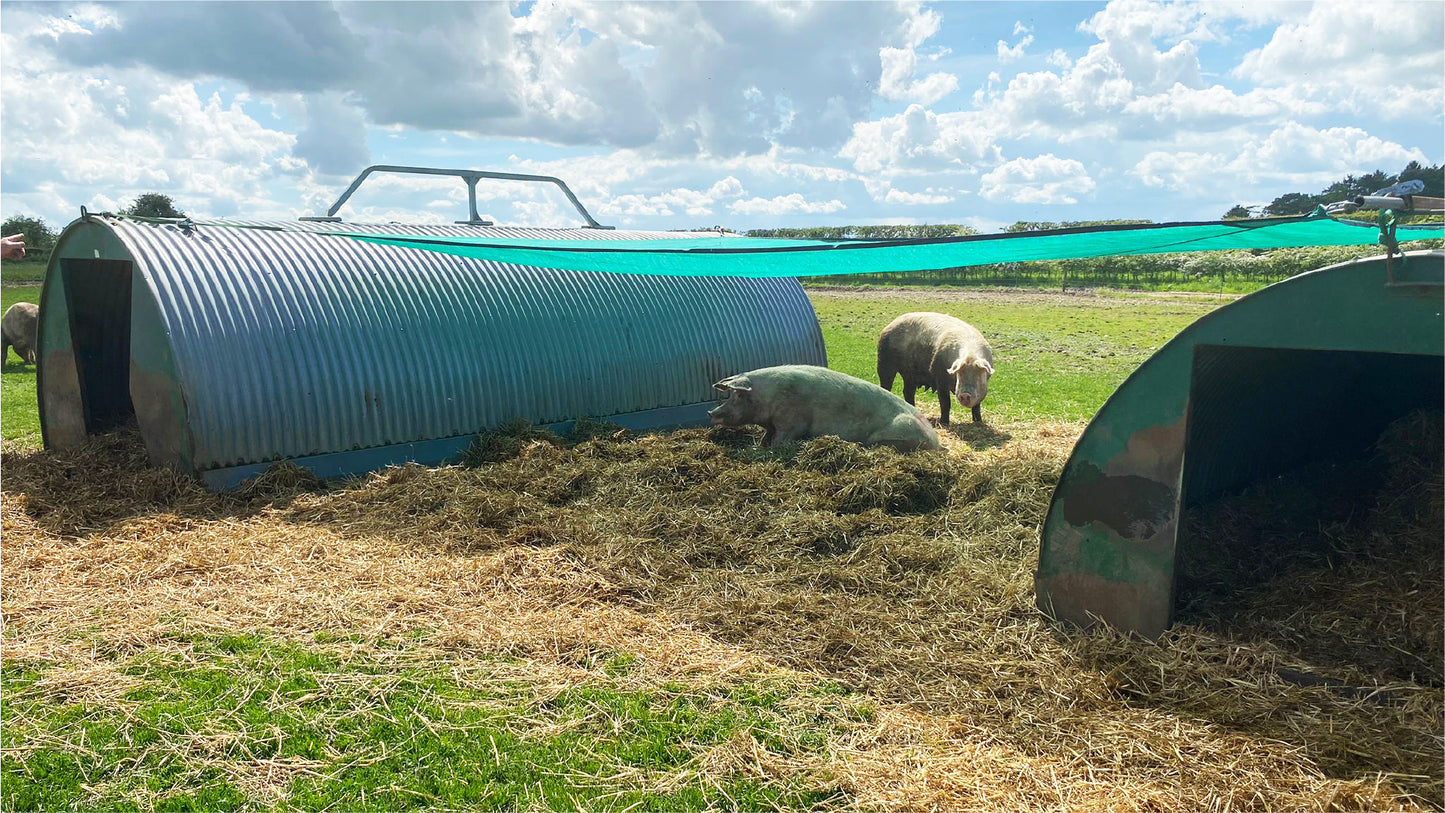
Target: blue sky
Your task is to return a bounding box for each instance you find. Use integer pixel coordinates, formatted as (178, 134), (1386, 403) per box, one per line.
(2, 1), (1441, 234)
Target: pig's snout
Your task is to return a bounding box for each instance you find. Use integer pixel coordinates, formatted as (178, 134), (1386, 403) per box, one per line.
(957, 392), (975, 408)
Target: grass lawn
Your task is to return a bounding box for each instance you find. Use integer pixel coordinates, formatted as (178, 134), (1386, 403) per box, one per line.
(4, 631), (852, 810)
(811, 286), (1227, 423)
(1, 284), (42, 444)
(1, 260), (47, 286)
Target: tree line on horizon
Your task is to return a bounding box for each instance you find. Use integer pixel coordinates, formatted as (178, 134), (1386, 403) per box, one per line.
(2, 194), (186, 262)
(1224, 160), (1443, 219)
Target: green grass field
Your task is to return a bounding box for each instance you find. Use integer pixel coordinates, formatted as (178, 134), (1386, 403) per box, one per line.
(1, 284), (42, 443)
(4, 631), (852, 810)
(1, 260), (47, 286)
(812, 287), (1225, 423)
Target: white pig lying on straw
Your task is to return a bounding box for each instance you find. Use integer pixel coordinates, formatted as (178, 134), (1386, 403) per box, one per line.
(709, 364), (942, 452)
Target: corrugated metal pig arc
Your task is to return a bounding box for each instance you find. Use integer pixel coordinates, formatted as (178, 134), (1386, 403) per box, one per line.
(248, 232), (320, 453)
(337, 236), (414, 446)
(391, 247), (465, 434)
(260, 233), (334, 454)
(53, 219), (824, 482)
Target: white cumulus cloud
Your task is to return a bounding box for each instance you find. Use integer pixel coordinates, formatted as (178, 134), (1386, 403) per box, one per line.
(599, 176), (747, 219)
(0, 23), (298, 222)
(971, 0), (1219, 142)
(729, 194), (845, 216)
(980, 155), (1095, 205)
(1234, 2), (1443, 120)
(31, 0), (955, 158)
(879, 46), (959, 105)
(997, 23), (1034, 63)
(839, 105), (1001, 175)
(884, 188), (954, 205)
(1, 0), (1438, 234)
(1130, 123), (1430, 198)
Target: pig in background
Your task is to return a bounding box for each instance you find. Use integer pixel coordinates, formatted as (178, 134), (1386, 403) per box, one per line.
(709, 364), (942, 452)
(877, 311), (993, 425)
(2, 302), (38, 365)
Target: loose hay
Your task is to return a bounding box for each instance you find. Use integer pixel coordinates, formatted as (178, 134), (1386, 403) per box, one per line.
(2, 415), (1440, 811)
(1178, 410), (1445, 686)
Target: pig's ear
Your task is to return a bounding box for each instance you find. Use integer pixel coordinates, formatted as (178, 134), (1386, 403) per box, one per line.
(947, 358), (964, 376)
(714, 375), (753, 392)
(980, 359), (994, 375)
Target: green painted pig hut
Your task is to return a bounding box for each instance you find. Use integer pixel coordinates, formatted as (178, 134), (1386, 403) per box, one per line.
(1036, 249), (1444, 636)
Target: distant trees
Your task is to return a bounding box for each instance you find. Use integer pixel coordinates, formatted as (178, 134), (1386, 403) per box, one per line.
(1259, 162), (1443, 217)
(1262, 192), (1317, 217)
(1, 215), (57, 260)
(1316, 170), (1391, 202)
(1004, 220), (1151, 233)
(745, 224), (977, 240)
(1395, 160), (1444, 194)
(124, 193), (187, 219)
(745, 222), (1170, 238)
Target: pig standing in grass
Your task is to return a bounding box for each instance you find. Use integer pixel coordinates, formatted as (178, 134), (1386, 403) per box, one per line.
(877, 312), (993, 425)
(2, 302), (38, 365)
(709, 364), (942, 452)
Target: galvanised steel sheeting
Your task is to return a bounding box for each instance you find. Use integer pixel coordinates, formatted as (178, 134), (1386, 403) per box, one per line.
(46, 216), (825, 482)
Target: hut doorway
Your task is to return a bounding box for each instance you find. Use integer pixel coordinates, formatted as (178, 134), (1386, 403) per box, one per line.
(58, 258), (136, 434)
(1173, 345), (1444, 684)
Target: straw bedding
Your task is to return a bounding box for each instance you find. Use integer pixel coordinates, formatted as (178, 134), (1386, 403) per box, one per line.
(2, 412), (1440, 811)
(1177, 410), (1444, 686)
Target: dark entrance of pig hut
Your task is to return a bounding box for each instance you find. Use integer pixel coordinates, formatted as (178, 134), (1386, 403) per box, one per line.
(37, 221), (139, 448)
(36, 213), (827, 491)
(1171, 344), (1442, 684)
(1036, 250), (1444, 663)
(63, 261), (134, 434)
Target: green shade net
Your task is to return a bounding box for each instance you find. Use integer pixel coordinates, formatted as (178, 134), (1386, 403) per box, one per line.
(333, 214), (1443, 278)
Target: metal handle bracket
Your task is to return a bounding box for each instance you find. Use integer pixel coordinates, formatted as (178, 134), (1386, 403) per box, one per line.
(301, 165), (614, 229)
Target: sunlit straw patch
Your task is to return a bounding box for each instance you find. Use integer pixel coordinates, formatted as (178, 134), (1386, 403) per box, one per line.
(2, 416), (1439, 810)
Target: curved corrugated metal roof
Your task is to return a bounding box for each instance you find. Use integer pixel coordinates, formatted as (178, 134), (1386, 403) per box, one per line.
(41, 217), (824, 484)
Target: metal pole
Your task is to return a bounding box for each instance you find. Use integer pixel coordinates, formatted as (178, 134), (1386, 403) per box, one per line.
(466, 178), (482, 225)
